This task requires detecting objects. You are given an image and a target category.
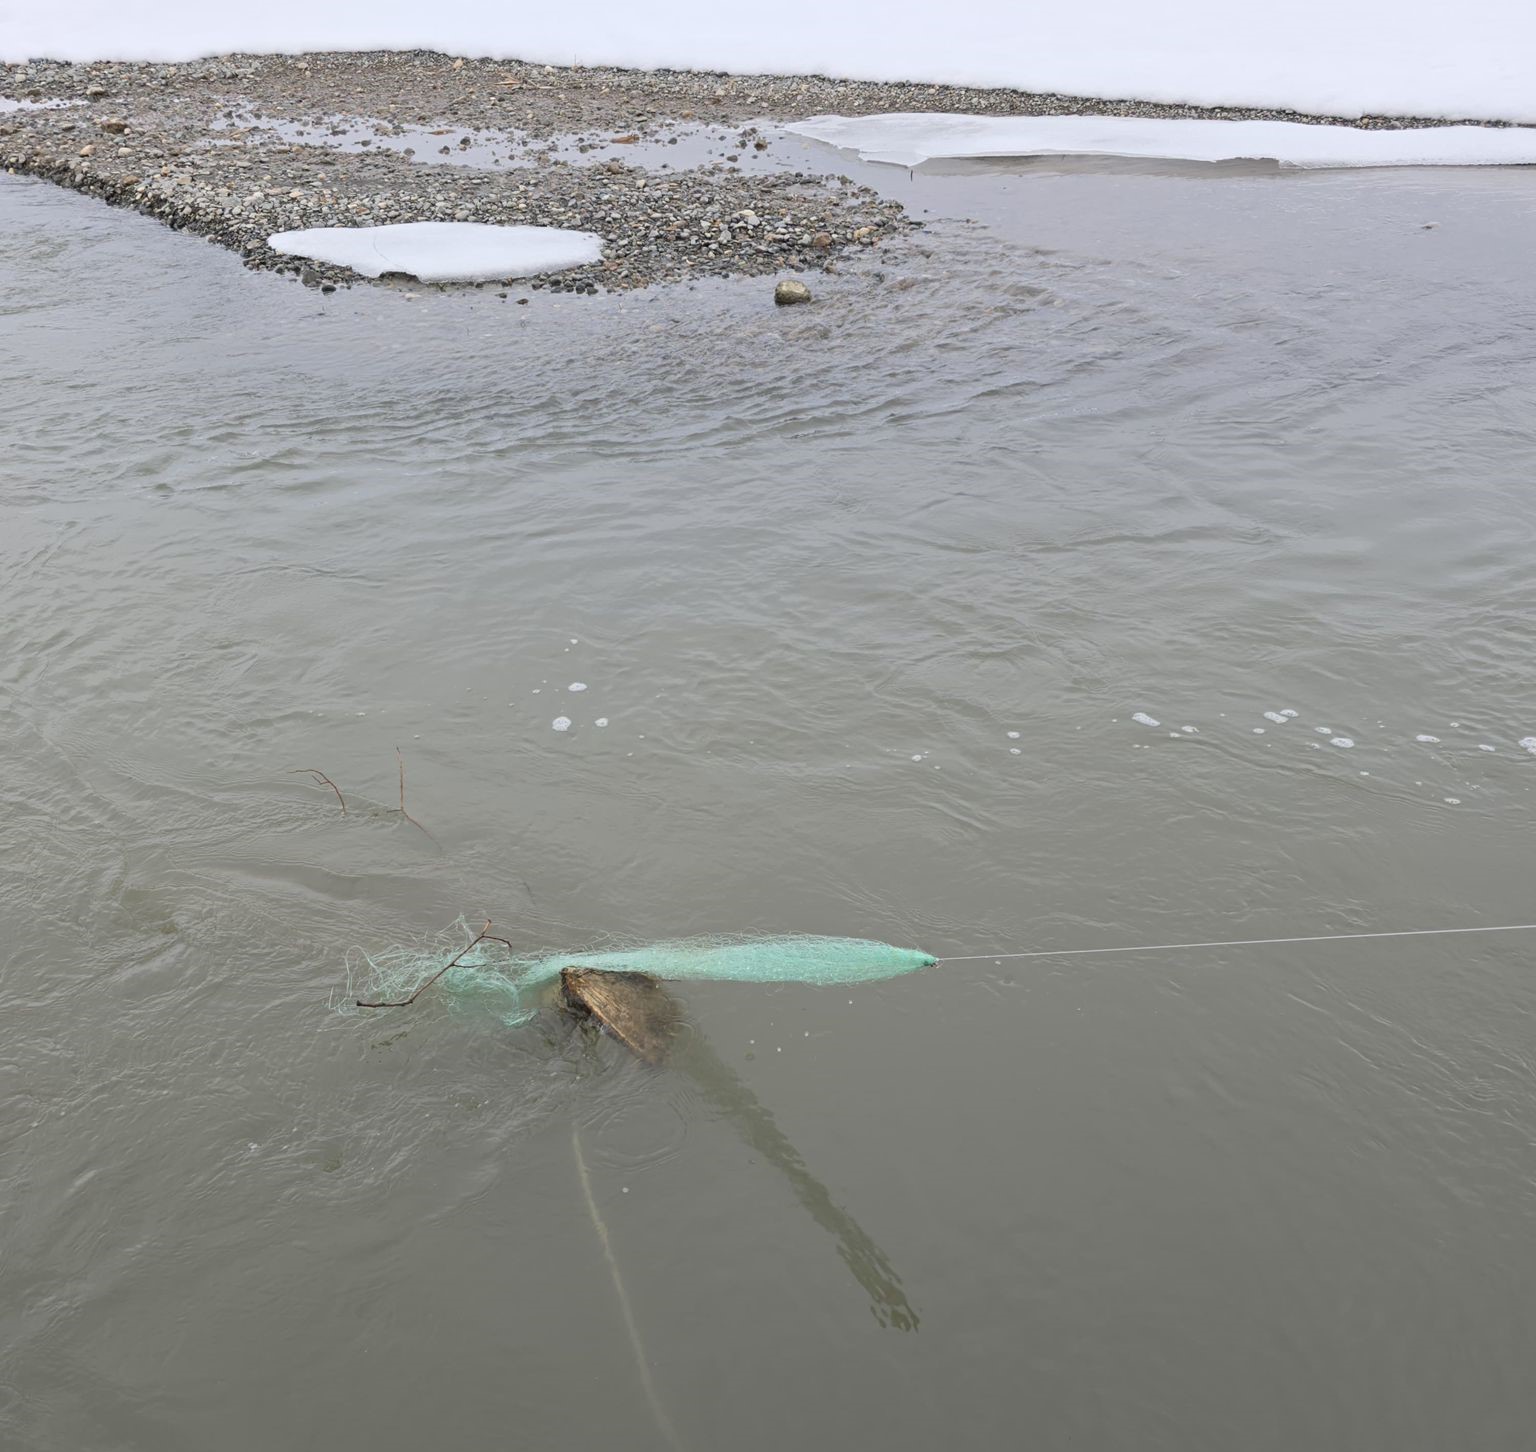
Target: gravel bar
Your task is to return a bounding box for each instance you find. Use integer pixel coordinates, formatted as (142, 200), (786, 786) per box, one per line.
(1, 51), (1519, 292)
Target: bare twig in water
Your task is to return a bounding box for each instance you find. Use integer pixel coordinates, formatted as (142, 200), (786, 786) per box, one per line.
(356, 919), (514, 1010)
(395, 746), (436, 843)
(290, 768), (347, 815)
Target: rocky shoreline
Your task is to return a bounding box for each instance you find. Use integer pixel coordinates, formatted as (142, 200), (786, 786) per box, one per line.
(1, 52), (1511, 293)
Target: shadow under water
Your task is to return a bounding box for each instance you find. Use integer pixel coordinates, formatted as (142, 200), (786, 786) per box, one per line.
(672, 1027), (919, 1333)
(562, 974), (918, 1332)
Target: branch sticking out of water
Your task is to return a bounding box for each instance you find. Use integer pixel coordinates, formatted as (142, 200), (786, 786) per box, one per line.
(395, 746), (436, 843)
(356, 919), (514, 1009)
(290, 767), (347, 815)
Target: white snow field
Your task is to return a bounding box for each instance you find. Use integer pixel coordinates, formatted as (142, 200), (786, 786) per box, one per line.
(788, 114), (1536, 169)
(266, 221), (602, 281)
(2, 0), (1534, 123)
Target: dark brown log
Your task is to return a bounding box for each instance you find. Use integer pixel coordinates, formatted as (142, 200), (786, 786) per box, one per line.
(561, 968), (681, 1066)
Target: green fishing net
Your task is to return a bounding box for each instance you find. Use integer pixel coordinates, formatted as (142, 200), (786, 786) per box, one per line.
(340, 930), (936, 1026)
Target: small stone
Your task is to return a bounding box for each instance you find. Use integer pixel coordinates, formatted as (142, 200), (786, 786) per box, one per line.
(85, 85), (107, 100)
(99, 117), (128, 134)
(811, 231), (832, 249)
(77, 143), (95, 157)
(774, 279), (812, 306)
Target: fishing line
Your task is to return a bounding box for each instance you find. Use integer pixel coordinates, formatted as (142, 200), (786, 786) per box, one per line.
(572, 1123), (686, 1452)
(936, 921), (1536, 963)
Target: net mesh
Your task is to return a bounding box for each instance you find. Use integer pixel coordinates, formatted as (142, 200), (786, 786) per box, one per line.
(338, 927), (936, 1027)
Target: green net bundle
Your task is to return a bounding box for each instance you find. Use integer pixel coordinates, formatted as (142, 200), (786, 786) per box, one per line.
(340, 931), (937, 1026)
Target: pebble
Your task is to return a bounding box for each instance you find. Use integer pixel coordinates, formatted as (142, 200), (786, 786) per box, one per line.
(774, 278), (812, 305)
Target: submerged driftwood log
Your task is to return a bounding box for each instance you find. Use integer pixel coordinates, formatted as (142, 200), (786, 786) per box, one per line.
(560, 967), (681, 1065)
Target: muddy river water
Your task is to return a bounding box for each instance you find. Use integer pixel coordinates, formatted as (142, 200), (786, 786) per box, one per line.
(4, 144), (1536, 1450)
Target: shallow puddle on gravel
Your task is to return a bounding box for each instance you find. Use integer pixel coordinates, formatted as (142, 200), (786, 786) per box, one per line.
(209, 107), (800, 176)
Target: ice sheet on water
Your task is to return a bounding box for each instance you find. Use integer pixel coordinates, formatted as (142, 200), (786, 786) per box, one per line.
(267, 222), (602, 282)
(788, 114), (1536, 169)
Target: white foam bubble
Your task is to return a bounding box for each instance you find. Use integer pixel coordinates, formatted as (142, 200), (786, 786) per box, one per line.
(1444, 797), (1462, 805)
(1279, 709), (1299, 718)
(1181, 725), (1198, 734)
(552, 717), (572, 732)
(569, 682), (588, 692)
(1253, 727), (1266, 734)
(1131, 712), (1160, 727)
(1331, 737), (1355, 748)
(1479, 744), (1496, 751)
(1416, 734), (1441, 743)
(595, 717), (609, 727)
(1521, 737), (1536, 755)
(1007, 731), (1020, 739)
(1314, 726), (1333, 735)
(1009, 747), (1021, 755)
(1262, 711), (1288, 724)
